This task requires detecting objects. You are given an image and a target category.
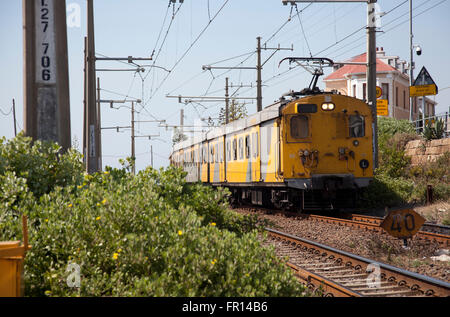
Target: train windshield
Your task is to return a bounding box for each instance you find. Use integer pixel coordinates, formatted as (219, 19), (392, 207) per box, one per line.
(290, 115), (309, 139)
(349, 114), (365, 138)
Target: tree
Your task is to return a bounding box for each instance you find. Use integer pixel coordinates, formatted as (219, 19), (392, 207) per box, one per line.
(218, 100), (248, 125)
(172, 128), (188, 145)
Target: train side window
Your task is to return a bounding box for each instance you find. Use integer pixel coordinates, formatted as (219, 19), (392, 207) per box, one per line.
(215, 143), (218, 163)
(210, 145), (214, 163)
(202, 146), (206, 163)
(226, 141), (231, 161)
(252, 132), (259, 158)
(290, 115), (309, 139)
(245, 135), (250, 159)
(239, 137), (243, 160)
(233, 139), (237, 160)
(349, 114), (365, 138)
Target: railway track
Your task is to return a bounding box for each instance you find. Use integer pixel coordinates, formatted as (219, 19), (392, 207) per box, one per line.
(237, 206), (450, 246)
(265, 228), (450, 297)
(309, 213), (450, 246)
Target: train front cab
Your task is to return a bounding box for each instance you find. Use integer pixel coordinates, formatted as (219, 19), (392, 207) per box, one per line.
(280, 94), (373, 209)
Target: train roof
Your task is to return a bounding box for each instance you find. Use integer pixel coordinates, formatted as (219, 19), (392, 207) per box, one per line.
(172, 100), (282, 152)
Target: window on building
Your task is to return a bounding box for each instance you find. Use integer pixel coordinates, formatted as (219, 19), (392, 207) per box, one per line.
(349, 114), (365, 138)
(403, 90), (406, 109)
(290, 115), (309, 139)
(396, 86), (398, 107)
(382, 83), (389, 103)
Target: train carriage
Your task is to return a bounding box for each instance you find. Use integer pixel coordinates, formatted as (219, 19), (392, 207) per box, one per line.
(169, 58), (374, 211)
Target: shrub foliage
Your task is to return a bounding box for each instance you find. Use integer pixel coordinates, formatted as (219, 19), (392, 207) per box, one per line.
(360, 118), (449, 207)
(0, 135), (305, 297)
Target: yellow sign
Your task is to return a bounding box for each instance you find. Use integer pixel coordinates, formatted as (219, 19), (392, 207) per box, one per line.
(409, 84), (437, 97)
(376, 86), (382, 99)
(376, 99), (388, 116)
(381, 209), (425, 239)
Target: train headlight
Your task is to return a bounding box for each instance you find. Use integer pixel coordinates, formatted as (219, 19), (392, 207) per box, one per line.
(321, 103), (335, 111)
(304, 150), (310, 156)
(353, 140), (359, 147)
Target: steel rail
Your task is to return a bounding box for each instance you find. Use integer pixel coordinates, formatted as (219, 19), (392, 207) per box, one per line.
(303, 213), (450, 246)
(266, 228), (450, 297)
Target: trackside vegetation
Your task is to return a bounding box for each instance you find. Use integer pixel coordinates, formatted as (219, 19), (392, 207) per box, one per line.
(0, 134), (306, 297)
(360, 117), (449, 208)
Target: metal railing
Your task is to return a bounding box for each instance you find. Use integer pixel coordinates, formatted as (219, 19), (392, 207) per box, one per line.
(411, 111), (450, 138)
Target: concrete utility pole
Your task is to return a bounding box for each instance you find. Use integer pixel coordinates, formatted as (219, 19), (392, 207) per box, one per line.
(23, 0), (71, 151)
(409, 0), (415, 122)
(367, 0), (378, 169)
(202, 37), (292, 113)
(131, 101), (135, 175)
(225, 77), (229, 124)
(180, 108), (184, 133)
(83, 36), (87, 164)
(256, 37), (263, 112)
(150, 145), (153, 168)
(85, 0), (101, 173)
(12, 99), (17, 137)
(97, 77), (102, 169)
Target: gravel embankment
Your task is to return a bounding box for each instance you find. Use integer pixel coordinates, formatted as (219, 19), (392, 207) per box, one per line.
(235, 208), (450, 283)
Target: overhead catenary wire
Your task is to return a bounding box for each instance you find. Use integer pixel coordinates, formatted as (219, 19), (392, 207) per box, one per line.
(144, 0), (231, 108)
(0, 106), (13, 116)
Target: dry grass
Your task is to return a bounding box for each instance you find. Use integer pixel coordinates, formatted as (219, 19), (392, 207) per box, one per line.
(414, 201), (450, 225)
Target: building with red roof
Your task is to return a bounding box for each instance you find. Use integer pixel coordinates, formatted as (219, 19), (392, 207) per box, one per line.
(323, 47), (436, 120)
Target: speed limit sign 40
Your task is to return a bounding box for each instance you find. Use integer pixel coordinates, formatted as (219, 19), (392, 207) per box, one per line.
(381, 209), (425, 239)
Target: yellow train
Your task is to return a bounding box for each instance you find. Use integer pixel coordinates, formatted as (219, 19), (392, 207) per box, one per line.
(170, 59), (374, 211)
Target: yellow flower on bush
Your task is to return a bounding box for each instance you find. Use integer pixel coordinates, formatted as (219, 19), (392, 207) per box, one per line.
(117, 248), (122, 253)
(104, 171), (110, 175)
(101, 198), (107, 205)
(211, 259), (217, 265)
(96, 216), (101, 221)
(45, 219), (49, 223)
(68, 203), (73, 208)
(112, 252), (119, 260)
(178, 230), (183, 236)
(210, 222), (216, 226)
(44, 290), (52, 296)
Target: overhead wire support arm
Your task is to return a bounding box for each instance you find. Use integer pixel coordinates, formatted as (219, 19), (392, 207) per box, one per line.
(95, 56), (153, 62)
(166, 95), (257, 100)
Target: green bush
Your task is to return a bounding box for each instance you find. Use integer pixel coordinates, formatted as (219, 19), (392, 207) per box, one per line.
(0, 135), (305, 297)
(0, 133), (83, 198)
(363, 118), (449, 208)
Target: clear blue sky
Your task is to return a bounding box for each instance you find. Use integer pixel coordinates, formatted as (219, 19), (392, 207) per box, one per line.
(1, 0), (449, 171)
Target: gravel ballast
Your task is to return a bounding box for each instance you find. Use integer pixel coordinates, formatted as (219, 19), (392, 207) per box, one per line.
(235, 208), (450, 283)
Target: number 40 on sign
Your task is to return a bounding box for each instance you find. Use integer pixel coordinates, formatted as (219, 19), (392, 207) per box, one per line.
(380, 209), (425, 240)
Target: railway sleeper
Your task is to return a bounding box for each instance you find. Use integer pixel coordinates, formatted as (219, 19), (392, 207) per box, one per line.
(352, 285), (407, 292)
(360, 289), (419, 297)
(319, 269), (357, 276)
(309, 266), (353, 272)
(329, 273), (370, 280)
